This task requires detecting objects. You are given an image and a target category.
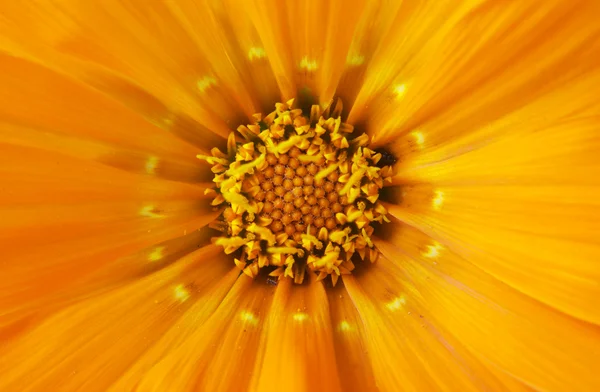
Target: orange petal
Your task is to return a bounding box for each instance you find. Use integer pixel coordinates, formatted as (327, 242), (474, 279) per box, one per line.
(0, 2), (238, 144)
(220, 0), (284, 111)
(326, 281), (378, 391)
(289, 0), (367, 105)
(195, 278), (275, 391)
(335, 1), (404, 110)
(0, 144), (220, 330)
(374, 224), (600, 390)
(238, 0), (296, 99)
(0, 123), (212, 184)
(347, 1), (480, 126)
(383, 181), (600, 325)
(343, 267), (493, 391)
(0, 245), (235, 391)
(164, 1), (265, 118)
(108, 268), (241, 391)
(0, 53), (210, 158)
(350, 1), (600, 146)
(389, 85), (600, 187)
(250, 276), (342, 392)
(122, 274), (267, 391)
(0, 144), (211, 205)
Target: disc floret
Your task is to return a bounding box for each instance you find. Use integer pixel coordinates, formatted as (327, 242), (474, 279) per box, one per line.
(199, 99), (393, 286)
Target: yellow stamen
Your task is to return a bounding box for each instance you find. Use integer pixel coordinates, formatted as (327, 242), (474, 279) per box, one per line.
(339, 168), (366, 195)
(215, 237), (248, 254)
(226, 154), (265, 178)
(267, 247), (301, 255)
(298, 154), (322, 163)
(201, 100), (394, 285)
(315, 163), (339, 180)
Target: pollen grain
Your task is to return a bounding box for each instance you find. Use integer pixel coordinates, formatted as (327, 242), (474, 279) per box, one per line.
(199, 99), (393, 286)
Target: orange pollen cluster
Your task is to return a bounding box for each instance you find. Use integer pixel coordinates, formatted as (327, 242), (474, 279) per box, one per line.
(198, 99), (393, 286)
(254, 148), (347, 241)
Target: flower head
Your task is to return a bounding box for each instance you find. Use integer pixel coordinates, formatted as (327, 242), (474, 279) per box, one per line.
(1, 1), (600, 391)
(200, 99), (392, 286)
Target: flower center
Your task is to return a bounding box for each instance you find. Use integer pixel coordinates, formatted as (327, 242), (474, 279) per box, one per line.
(198, 99), (393, 286)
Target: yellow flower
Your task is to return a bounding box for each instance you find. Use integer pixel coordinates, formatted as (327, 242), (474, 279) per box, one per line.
(0, 0), (599, 391)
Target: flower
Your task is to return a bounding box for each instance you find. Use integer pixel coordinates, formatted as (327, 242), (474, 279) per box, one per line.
(1, 0), (599, 391)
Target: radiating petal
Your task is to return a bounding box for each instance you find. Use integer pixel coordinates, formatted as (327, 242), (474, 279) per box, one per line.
(373, 20), (600, 323)
(107, 268), (241, 391)
(335, 1), (405, 112)
(202, 1), (281, 113)
(344, 265), (496, 391)
(250, 276), (342, 392)
(348, 0), (600, 147)
(347, 0), (484, 126)
(282, 0), (367, 105)
(237, 0), (296, 99)
(0, 143), (219, 330)
(124, 274), (268, 391)
(383, 179), (600, 324)
(0, 1), (243, 144)
(0, 245), (234, 392)
(374, 222), (600, 390)
(388, 75), (600, 186)
(0, 143), (211, 205)
(326, 281), (378, 391)
(0, 1), (598, 391)
(163, 0), (265, 118)
(0, 53), (209, 160)
(236, 0), (368, 106)
(0, 123), (211, 184)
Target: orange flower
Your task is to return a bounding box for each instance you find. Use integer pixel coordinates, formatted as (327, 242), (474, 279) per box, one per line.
(1, 1), (600, 391)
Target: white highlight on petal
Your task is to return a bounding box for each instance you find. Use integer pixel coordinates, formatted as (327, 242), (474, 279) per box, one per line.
(346, 53), (365, 66)
(139, 205), (162, 218)
(240, 310), (259, 326)
(145, 156), (159, 175)
(293, 312), (309, 322)
(174, 284), (190, 302)
(148, 246), (165, 262)
(385, 295), (406, 311)
(393, 84), (407, 98)
(410, 131), (425, 147)
(432, 190), (445, 211)
(197, 76), (217, 93)
(338, 320), (352, 332)
(155, 114), (175, 130)
(300, 56), (318, 71)
(248, 47), (267, 61)
(422, 241), (443, 259)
